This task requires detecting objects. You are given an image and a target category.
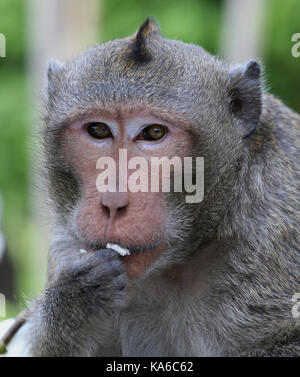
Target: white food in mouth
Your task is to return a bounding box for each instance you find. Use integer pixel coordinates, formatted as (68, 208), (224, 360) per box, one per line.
(106, 243), (131, 256)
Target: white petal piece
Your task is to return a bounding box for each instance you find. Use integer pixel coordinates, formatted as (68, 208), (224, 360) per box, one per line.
(106, 243), (130, 256)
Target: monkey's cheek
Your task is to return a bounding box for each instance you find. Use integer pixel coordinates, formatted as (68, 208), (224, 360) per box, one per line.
(122, 243), (166, 279)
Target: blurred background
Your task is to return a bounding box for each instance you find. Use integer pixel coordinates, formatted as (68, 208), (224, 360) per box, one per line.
(0, 0), (299, 319)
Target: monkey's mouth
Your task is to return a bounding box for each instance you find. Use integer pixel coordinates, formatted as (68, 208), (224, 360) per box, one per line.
(106, 243), (130, 256)
(81, 238), (167, 278)
(81, 237), (164, 256)
(80, 243), (130, 256)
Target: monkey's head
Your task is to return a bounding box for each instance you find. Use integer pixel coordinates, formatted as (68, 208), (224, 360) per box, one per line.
(43, 19), (262, 278)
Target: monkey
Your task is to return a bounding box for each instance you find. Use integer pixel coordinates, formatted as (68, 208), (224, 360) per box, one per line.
(14, 18), (300, 356)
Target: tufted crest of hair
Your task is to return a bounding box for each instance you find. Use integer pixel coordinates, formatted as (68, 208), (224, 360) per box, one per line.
(130, 18), (160, 64)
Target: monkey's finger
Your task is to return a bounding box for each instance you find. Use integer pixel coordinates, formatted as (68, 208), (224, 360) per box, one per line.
(113, 273), (128, 290)
(95, 249), (121, 261)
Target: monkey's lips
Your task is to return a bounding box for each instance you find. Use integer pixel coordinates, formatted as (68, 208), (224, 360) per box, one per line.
(81, 243), (130, 256)
(82, 239), (166, 278)
(82, 237), (163, 256)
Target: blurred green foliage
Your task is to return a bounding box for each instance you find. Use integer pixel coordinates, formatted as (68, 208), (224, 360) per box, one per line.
(101, 0), (222, 54)
(0, 0), (299, 320)
(264, 0), (300, 111)
(0, 0), (29, 318)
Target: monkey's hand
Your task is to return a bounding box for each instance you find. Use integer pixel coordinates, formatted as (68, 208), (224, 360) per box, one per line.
(26, 249), (127, 356)
(62, 249), (129, 317)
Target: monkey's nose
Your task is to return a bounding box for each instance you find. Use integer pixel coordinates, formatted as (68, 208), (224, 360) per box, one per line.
(101, 192), (129, 218)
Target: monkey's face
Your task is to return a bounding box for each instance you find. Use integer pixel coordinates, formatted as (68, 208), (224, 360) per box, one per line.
(60, 107), (194, 278)
(44, 19), (262, 279)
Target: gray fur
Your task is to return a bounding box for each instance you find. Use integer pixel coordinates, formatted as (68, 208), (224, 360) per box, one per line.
(26, 19), (300, 356)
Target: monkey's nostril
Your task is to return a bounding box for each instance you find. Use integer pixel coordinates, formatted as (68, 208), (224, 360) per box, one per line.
(102, 204), (110, 217)
(116, 206), (127, 215)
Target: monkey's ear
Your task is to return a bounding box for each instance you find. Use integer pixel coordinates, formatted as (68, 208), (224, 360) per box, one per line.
(47, 59), (65, 81)
(227, 61), (262, 138)
(47, 59), (65, 100)
(131, 18), (160, 63)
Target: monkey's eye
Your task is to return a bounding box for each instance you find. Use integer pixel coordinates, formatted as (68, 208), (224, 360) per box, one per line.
(86, 122), (112, 139)
(139, 125), (166, 141)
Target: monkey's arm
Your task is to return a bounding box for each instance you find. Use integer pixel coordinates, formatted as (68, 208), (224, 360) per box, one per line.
(236, 330), (300, 357)
(25, 249), (126, 357)
(238, 342), (300, 357)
